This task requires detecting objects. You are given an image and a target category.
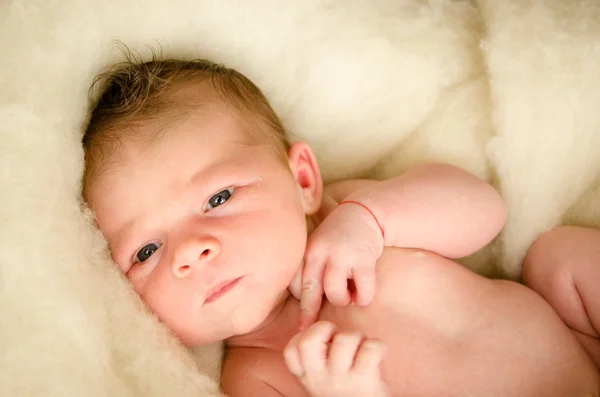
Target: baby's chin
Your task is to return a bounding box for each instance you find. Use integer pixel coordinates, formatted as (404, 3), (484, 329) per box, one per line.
(169, 315), (243, 347)
(178, 326), (239, 347)
(235, 293), (288, 332)
(177, 304), (281, 347)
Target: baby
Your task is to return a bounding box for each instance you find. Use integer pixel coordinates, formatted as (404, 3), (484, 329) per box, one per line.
(82, 56), (599, 396)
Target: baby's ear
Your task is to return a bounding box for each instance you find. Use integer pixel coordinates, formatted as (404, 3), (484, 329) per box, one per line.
(288, 141), (323, 215)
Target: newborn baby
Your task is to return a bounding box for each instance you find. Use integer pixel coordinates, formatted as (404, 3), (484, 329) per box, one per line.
(82, 55), (599, 396)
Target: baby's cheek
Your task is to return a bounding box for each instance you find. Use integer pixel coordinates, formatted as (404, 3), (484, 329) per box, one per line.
(142, 277), (193, 326)
(260, 215), (306, 274)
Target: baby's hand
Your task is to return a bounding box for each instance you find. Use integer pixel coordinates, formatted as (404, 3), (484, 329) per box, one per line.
(283, 321), (388, 397)
(299, 201), (384, 330)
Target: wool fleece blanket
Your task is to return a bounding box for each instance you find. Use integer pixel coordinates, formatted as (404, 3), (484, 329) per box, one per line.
(1, 0), (599, 396)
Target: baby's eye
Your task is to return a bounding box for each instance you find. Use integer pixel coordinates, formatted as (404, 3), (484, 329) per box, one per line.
(135, 242), (162, 263)
(206, 188), (234, 211)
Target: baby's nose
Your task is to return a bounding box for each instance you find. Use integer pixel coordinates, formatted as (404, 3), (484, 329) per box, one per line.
(172, 237), (221, 279)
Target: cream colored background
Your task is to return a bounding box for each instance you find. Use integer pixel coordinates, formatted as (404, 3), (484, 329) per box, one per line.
(1, 0), (599, 395)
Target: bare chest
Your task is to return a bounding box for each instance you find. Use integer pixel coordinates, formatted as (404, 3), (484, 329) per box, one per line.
(228, 248), (509, 396)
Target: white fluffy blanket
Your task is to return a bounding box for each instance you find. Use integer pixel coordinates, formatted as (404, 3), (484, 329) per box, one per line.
(2, 0), (599, 395)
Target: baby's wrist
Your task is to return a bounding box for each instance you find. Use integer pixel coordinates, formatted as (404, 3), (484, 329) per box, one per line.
(338, 200), (385, 242)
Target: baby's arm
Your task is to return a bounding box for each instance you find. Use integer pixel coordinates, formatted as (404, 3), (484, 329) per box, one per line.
(340, 163), (506, 258)
(523, 225), (600, 368)
(298, 163), (506, 328)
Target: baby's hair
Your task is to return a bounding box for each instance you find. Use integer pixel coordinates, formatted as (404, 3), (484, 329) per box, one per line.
(83, 44), (290, 194)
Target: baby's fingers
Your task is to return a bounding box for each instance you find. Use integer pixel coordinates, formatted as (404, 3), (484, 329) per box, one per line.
(299, 256), (326, 331)
(352, 338), (386, 375)
(324, 260), (351, 307)
(328, 332), (363, 373)
(283, 321), (337, 377)
(352, 263), (376, 306)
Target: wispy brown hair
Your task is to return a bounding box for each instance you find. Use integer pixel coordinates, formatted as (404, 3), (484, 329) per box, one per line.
(83, 46), (290, 194)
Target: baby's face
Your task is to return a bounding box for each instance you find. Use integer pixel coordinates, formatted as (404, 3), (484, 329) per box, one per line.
(88, 109), (311, 346)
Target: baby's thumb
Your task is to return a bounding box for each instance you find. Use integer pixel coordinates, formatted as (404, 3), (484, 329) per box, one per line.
(288, 260), (304, 300)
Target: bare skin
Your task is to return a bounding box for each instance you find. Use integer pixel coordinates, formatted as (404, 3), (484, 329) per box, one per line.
(87, 104), (599, 397)
(523, 225), (600, 370)
(222, 190), (599, 397)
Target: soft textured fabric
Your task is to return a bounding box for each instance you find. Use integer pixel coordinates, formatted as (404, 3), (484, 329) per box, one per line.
(1, 0), (599, 395)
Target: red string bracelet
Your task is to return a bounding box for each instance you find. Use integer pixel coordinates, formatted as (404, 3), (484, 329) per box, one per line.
(338, 200), (385, 238)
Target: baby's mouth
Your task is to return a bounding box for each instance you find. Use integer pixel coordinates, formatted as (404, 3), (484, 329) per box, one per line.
(204, 276), (244, 304)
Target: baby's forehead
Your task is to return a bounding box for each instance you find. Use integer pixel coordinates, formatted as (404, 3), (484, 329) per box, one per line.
(88, 107), (260, 185)
(83, 94), (284, 206)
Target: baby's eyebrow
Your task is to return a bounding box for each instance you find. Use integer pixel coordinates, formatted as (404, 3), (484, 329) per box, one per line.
(108, 222), (139, 269)
(189, 158), (231, 184)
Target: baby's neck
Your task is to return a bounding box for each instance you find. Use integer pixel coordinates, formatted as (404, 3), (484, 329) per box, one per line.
(225, 293), (301, 351)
